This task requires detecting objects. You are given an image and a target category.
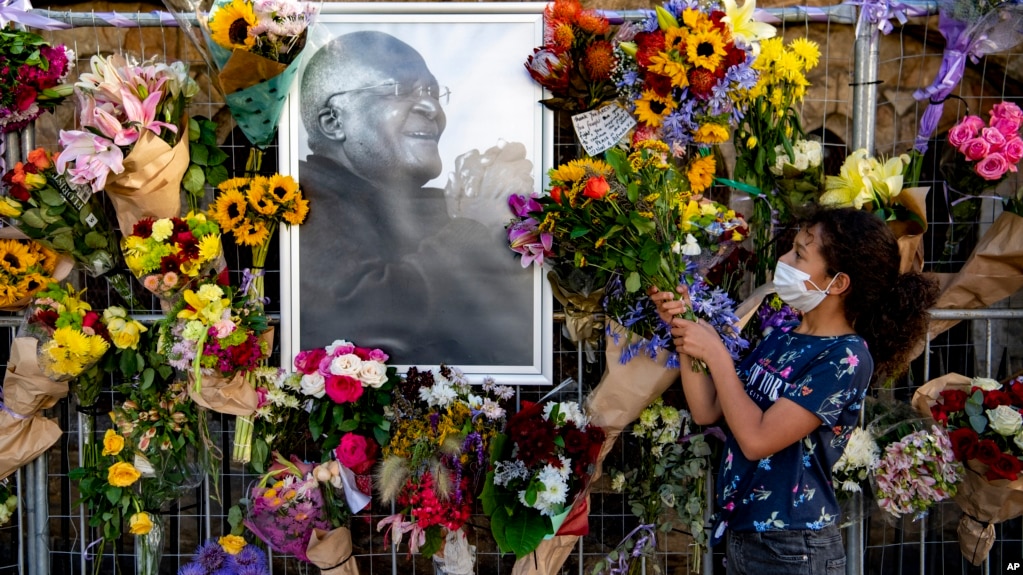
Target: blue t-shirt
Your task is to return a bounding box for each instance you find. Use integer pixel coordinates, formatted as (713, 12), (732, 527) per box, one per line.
(711, 324), (872, 543)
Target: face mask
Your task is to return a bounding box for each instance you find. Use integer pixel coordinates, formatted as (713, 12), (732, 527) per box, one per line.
(773, 260), (840, 313)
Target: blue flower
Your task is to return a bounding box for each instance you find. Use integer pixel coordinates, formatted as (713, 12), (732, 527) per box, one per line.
(177, 563), (206, 575)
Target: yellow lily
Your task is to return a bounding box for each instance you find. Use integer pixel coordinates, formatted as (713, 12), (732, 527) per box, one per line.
(722, 0), (776, 48)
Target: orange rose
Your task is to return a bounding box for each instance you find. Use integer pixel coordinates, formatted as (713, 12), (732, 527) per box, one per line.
(582, 176), (609, 200)
(27, 148), (52, 170)
(550, 185), (563, 204)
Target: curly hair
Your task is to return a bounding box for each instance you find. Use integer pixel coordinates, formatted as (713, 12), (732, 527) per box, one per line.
(799, 207), (939, 380)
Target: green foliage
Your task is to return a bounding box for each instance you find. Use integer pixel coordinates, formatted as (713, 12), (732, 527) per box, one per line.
(183, 116), (231, 212)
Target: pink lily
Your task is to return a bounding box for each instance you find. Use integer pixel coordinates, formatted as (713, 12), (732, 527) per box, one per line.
(377, 513), (426, 555)
(507, 219), (553, 268)
(121, 86), (177, 137)
(56, 130), (125, 192)
(90, 105), (139, 147)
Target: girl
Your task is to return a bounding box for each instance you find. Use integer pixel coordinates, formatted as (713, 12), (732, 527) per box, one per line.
(650, 207), (938, 575)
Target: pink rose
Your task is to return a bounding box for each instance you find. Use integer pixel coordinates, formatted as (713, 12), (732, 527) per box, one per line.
(367, 348), (389, 362)
(948, 118), (980, 148)
(991, 116), (1022, 138)
(324, 374), (364, 404)
(992, 101), (1023, 121)
(294, 347), (326, 375)
(982, 126), (1006, 150)
(1004, 137), (1023, 164)
(335, 433), (379, 475)
(975, 153), (1009, 181)
(961, 137), (991, 162)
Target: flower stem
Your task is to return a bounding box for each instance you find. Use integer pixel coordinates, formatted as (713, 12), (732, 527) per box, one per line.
(232, 412), (254, 464)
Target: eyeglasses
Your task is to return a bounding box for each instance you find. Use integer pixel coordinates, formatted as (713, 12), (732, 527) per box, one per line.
(325, 82), (451, 106)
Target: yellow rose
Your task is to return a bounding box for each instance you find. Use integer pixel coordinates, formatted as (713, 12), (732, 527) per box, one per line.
(23, 172), (47, 189)
(102, 429), (124, 456)
(107, 317), (147, 350)
(129, 512), (153, 535)
(218, 534), (247, 555)
(107, 461), (141, 487)
(0, 197), (21, 218)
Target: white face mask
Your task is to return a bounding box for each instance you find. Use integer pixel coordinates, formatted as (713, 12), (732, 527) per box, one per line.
(773, 260), (840, 313)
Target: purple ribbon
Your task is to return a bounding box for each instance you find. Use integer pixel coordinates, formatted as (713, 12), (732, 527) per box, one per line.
(0, 0), (71, 30)
(240, 267), (262, 296)
(914, 6), (1023, 153)
(848, 0), (932, 36)
(604, 524), (657, 575)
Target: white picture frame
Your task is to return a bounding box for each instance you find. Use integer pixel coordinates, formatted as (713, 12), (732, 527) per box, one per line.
(279, 2), (553, 385)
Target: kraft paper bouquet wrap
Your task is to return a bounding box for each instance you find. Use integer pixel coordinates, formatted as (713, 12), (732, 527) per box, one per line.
(56, 54), (196, 233)
(0, 337), (68, 480)
(912, 372), (1023, 565)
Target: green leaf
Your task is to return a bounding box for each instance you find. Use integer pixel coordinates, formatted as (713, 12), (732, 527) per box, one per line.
(503, 509), (550, 559)
(183, 164), (206, 194)
(627, 182), (640, 203)
(51, 232), (74, 252)
(969, 414), (988, 434)
(105, 486), (122, 506)
(569, 226), (590, 239)
(190, 142), (209, 166)
(38, 187), (65, 207)
(84, 231), (108, 249)
(251, 438), (269, 472)
(641, 255), (662, 277)
(625, 271), (641, 293)
(207, 146), (229, 166)
(206, 164), (229, 187)
(188, 117), (200, 141)
(19, 208), (46, 229)
(420, 525), (445, 558)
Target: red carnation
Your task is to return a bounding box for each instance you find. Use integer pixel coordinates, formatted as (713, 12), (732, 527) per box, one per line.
(947, 427), (979, 461)
(646, 73), (673, 98)
(984, 390), (1013, 409)
(635, 31), (666, 68)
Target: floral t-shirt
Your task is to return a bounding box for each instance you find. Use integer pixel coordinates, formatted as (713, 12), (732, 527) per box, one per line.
(711, 324), (872, 543)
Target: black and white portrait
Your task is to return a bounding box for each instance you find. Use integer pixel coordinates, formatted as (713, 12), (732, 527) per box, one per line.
(284, 6), (551, 382)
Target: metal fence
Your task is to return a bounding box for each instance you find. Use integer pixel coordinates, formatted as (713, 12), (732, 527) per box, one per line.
(1, 1), (1022, 574)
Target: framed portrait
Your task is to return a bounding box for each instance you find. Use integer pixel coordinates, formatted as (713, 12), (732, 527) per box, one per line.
(279, 2), (553, 384)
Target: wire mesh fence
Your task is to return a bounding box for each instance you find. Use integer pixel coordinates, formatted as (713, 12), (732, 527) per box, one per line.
(0, 2), (1022, 575)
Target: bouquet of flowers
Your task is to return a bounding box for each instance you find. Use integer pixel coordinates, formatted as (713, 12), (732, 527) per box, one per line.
(179, 536), (270, 575)
(1, 148), (120, 277)
(0, 236), (58, 310)
(242, 457), (332, 563)
(20, 282), (110, 381)
(57, 54), (197, 232)
(523, 0), (618, 112)
(482, 400), (605, 559)
(600, 397), (718, 574)
(0, 28), (74, 133)
(207, 174), (308, 301)
(615, 0), (772, 150)
(248, 366), (307, 472)
(0, 479), (16, 526)
(377, 366), (511, 559)
(121, 212), (225, 303)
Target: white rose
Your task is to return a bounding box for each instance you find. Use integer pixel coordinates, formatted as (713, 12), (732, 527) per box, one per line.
(300, 373), (326, 398)
(358, 360), (388, 388)
(328, 353), (362, 376)
(1014, 431), (1023, 454)
(972, 377), (1002, 391)
(987, 405), (1023, 436)
(803, 141), (823, 167)
(681, 233), (701, 256)
(792, 151), (810, 171)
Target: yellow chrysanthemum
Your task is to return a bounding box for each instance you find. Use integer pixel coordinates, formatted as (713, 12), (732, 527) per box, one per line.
(789, 37), (820, 70)
(0, 240), (33, 274)
(634, 90), (677, 128)
(647, 53), (689, 89)
(694, 123), (730, 144)
(246, 177), (279, 217)
(210, 188), (249, 232)
(549, 158), (612, 184)
(776, 49), (805, 82)
(234, 220), (270, 247)
(755, 37), (783, 68)
(685, 28), (728, 71)
(266, 173), (299, 205)
(687, 155), (716, 195)
(283, 196), (309, 226)
(198, 234), (223, 263)
(209, 0), (256, 50)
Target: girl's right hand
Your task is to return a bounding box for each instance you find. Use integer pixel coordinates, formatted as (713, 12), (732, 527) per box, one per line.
(648, 285), (692, 325)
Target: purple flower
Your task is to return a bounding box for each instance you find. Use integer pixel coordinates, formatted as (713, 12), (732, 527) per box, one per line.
(507, 219), (553, 268)
(508, 193), (542, 219)
(194, 540), (227, 572)
(176, 563), (205, 575)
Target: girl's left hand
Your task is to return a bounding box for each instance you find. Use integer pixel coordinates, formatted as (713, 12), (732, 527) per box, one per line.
(668, 315), (724, 362)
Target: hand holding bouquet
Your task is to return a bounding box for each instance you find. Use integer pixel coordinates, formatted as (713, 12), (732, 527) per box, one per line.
(483, 400), (605, 559)
(2, 148), (120, 276)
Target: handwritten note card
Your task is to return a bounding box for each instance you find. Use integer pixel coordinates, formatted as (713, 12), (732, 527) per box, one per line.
(571, 103), (637, 157)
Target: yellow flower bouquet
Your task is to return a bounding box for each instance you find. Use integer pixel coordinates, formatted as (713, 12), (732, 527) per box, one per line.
(0, 235), (60, 311)
(20, 282), (110, 382)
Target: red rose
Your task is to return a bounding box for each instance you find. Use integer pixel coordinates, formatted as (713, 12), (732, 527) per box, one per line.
(335, 433), (379, 475)
(939, 389), (969, 413)
(550, 186), (563, 204)
(931, 408), (948, 425)
(353, 347), (373, 360)
(324, 374), (363, 404)
(294, 347), (326, 375)
(983, 390), (1013, 409)
(947, 427), (979, 461)
(1009, 382), (1023, 406)
(975, 438), (1002, 465)
(582, 176), (609, 200)
(985, 452), (1023, 482)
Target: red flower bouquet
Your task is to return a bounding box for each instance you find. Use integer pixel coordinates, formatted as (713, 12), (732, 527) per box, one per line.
(482, 400), (605, 559)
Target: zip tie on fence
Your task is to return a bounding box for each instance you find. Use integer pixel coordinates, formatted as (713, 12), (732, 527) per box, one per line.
(0, 402), (28, 420)
(847, 80), (885, 86)
(82, 537), (103, 562)
(322, 553), (354, 571)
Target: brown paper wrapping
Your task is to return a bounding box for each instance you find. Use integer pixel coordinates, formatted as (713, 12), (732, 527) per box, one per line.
(218, 50), (288, 95)
(511, 321), (679, 575)
(927, 211), (1023, 338)
(0, 337), (70, 480)
(105, 131), (188, 233)
(307, 527), (360, 575)
(0, 228), (74, 311)
(547, 272), (604, 346)
(186, 328), (274, 416)
(888, 186), (930, 274)
(912, 372), (1023, 565)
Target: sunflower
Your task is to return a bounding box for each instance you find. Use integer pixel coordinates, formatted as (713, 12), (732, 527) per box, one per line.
(681, 8), (713, 32)
(687, 155), (716, 195)
(549, 158), (612, 184)
(647, 53), (688, 89)
(265, 173), (299, 205)
(246, 177), (279, 217)
(0, 284), (19, 307)
(0, 240), (33, 274)
(209, 0), (257, 51)
(210, 188), (250, 232)
(33, 243), (58, 274)
(16, 273), (48, 298)
(634, 90), (677, 128)
(282, 196), (309, 226)
(685, 28), (728, 71)
(694, 123), (730, 145)
(233, 220), (271, 247)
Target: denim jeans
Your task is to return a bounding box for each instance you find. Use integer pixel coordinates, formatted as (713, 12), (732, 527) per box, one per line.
(726, 525), (846, 575)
